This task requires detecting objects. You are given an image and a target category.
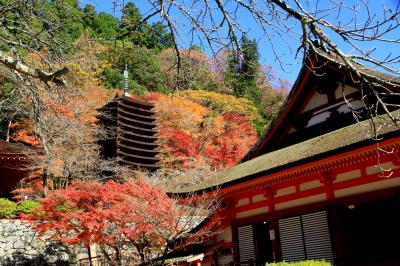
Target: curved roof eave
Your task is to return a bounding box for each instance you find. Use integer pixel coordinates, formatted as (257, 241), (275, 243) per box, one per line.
(241, 51), (315, 162)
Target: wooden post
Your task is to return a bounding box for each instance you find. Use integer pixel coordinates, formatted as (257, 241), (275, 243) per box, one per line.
(265, 188), (279, 262)
(87, 246), (93, 266)
(320, 172), (335, 201)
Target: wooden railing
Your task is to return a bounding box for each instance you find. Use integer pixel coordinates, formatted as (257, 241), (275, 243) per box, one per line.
(78, 256), (111, 266)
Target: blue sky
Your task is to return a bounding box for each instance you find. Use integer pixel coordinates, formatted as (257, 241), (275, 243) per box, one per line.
(82, 0), (400, 85)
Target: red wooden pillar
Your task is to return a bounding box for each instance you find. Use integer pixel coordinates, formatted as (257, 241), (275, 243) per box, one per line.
(227, 198), (240, 265)
(265, 188), (280, 262)
(320, 172), (335, 201)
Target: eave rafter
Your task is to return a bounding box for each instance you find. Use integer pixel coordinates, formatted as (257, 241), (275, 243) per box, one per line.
(221, 138), (400, 200)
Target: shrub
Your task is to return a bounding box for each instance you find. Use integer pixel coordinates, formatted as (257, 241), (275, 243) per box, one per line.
(266, 261), (332, 266)
(0, 198), (17, 218)
(16, 200), (41, 214)
(0, 199), (42, 218)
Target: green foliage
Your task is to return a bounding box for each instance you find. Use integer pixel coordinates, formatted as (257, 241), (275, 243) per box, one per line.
(0, 78), (15, 100)
(102, 46), (165, 94)
(101, 67), (124, 89)
(120, 2), (143, 34)
(0, 1), (53, 52)
(83, 4), (96, 29)
(118, 2), (172, 50)
(93, 12), (119, 40)
(0, 198), (17, 218)
(241, 36), (260, 82)
(129, 80), (148, 95)
(140, 22), (173, 50)
(127, 47), (164, 91)
(0, 199), (44, 218)
(0, 77), (20, 138)
(54, 203), (78, 212)
(42, 0), (85, 45)
(224, 35), (277, 132)
(16, 200), (41, 214)
(226, 35), (261, 102)
(266, 261), (332, 266)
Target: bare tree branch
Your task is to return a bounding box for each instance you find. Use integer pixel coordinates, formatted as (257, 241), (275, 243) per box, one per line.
(122, 0), (400, 175)
(0, 51), (69, 86)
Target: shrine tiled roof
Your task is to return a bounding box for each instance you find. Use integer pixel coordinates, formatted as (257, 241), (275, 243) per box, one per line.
(0, 140), (30, 154)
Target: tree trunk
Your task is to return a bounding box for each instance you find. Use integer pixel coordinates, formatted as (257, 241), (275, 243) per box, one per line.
(88, 246), (93, 266)
(100, 245), (113, 265)
(42, 141), (51, 198)
(5, 120), (11, 142)
(139, 250), (145, 264)
(159, 245), (169, 266)
(43, 171), (49, 197)
(115, 247), (123, 266)
(0, 50), (69, 85)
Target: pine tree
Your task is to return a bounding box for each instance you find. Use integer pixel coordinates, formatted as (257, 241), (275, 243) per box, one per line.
(226, 35), (261, 104)
(118, 2), (172, 50)
(83, 4), (96, 29)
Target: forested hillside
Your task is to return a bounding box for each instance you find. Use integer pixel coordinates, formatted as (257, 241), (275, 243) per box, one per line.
(0, 1), (288, 195)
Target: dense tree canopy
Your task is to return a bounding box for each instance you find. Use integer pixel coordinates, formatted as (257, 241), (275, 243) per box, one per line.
(23, 177), (219, 265)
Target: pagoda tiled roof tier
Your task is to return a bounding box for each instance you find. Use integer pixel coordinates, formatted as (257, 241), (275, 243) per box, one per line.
(118, 101), (155, 116)
(116, 96), (160, 171)
(118, 130), (158, 143)
(118, 137), (159, 150)
(117, 107), (156, 123)
(118, 158), (160, 170)
(118, 150), (159, 164)
(117, 143), (159, 157)
(118, 121), (157, 136)
(118, 115), (157, 130)
(118, 96), (155, 110)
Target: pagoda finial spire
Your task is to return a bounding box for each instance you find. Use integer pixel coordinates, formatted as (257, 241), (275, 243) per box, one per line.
(123, 61), (130, 96)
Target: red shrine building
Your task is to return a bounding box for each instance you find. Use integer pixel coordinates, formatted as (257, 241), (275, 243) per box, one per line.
(173, 50), (400, 266)
(0, 141), (33, 194)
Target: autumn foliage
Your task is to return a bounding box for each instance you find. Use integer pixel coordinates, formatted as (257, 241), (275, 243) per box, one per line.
(23, 178), (219, 264)
(177, 89), (264, 127)
(9, 120), (40, 146)
(24, 179), (175, 262)
(158, 48), (214, 91)
(142, 92), (258, 171)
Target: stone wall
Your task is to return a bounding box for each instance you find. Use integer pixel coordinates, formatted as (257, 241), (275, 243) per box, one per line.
(0, 219), (80, 265)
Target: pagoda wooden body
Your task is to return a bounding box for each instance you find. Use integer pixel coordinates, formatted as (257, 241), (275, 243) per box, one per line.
(98, 96), (159, 171)
(171, 50), (400, 266)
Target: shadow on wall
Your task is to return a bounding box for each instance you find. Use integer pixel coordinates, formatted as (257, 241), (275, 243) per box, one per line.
(0, 242), (73, 266)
